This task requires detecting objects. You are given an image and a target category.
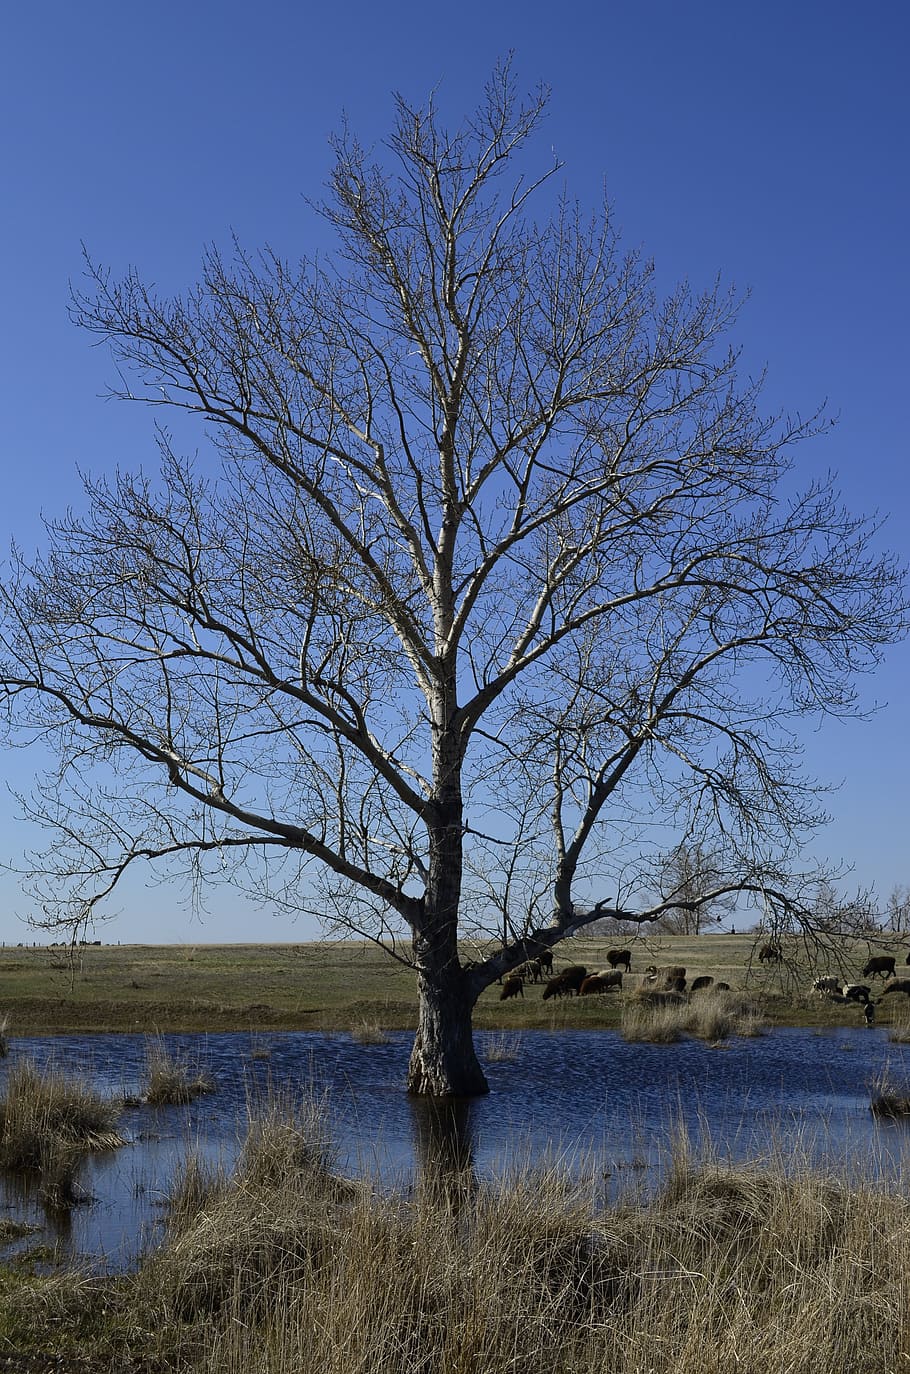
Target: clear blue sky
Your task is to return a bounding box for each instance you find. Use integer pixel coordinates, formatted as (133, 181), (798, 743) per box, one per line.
(1, 1), (907, 942)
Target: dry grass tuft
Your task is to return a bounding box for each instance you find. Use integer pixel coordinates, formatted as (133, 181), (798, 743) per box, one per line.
(0, 1058), (124, 1210)
(5, 1099), (910, 1372)
(0, 1060), (124, 1171)
(144, 1039), (215, 1105)
(350, 1019), (391, 1045)
(137, 1126), (910, 1373)
(0, 1217), (39, 1246)
(886, 1004), (910, 1043)
(142, 1090), (353, 1327)
(870, 1092), (910, 1118)
(623, 988), (765, 1043)
(162, 1151), (229, 1230)
(484, 1030), (523, 1062)
(869, 1067), (910, 1117)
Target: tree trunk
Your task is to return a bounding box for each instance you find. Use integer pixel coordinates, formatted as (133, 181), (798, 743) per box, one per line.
(407, 675), (485, 1095)
(407, 960), (488, 1095)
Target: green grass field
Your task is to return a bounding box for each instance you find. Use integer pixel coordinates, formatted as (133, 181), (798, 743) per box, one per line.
(1, 930), (907, 1034)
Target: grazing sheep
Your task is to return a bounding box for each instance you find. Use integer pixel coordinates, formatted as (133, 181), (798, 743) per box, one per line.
(758, 942), (783, 964)
(878, 978), (910, 1000)
(690, 975), (714, 993)
(714, 981), (731, 992)
(863, 1002), (876, 1025)
(513, 959), (543, 984)
(580, 971), (623, 995)
(841, 983), (872, 1005)
(605, 949), (632, 972)
(812, 976), (843, 997)
(542, 966), (588, 1000)
(862, 955), (896, 981)
(499, 975), (524, 1001)
(541, 974), (570, 1001)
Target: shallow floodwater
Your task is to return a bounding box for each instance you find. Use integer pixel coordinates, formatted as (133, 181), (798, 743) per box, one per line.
(2, 1025), (910, 1269)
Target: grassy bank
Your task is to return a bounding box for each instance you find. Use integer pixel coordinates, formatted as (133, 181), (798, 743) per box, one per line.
(0, 932), (907, 1034)
(1, 1095), (909, 1372)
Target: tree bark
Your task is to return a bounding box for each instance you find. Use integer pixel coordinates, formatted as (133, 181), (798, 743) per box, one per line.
(407, 958), (488, 1096)
(406, 676), (492, 1093)
(406, 749), (488, 1094)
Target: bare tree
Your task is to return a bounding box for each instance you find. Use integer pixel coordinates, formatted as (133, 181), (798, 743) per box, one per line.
(885, 886), (910, 935)
(0, 66), (904, 1094)
(653, 842), (735, 935)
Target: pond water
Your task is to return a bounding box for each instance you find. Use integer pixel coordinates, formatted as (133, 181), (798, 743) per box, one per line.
(2, 1025), (910, 1270)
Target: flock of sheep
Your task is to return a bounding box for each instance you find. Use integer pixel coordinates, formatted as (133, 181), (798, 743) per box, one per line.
(810, 954), (910, 1024)
(498, 949), (729, 1005)
(498, 944), (910, 1026)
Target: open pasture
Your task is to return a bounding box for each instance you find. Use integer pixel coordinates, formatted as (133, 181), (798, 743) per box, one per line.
(1, 931), (908, 1034)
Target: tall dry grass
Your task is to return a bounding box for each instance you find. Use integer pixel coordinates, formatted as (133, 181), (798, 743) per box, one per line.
(123, 1125), (910, 1373)
(143, 1037), (215, 1104)
(887, 1002), (910, 1043)
(4, 1094), (910, 1371)
(623, 988), (766, 1043)
(0, 1058), (124, 1207)
(350, 1019), (391, 1045)
(484, 1030), (523, 1062)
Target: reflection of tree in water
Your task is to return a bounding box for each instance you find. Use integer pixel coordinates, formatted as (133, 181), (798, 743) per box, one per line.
(408, 1095), (478, 1204)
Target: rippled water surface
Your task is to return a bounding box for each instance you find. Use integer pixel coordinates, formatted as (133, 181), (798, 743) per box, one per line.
(2, 1025), (910, 1268)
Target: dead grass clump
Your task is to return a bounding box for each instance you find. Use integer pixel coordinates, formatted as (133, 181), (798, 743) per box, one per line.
(144, 1040), (215, 1105)
(0, 1217), (39, 1246)
(7, 1107), (910, 1373)
(163, 1151), (229, 1231)
(0, 1059), (123, 1211)
(886, 1004), (910, 1043)
(621, 1001), (685, 1042)
(623, 988), (765, 1043)
(143, 1092), (352, 1325)
(236, 1091), (341, 1192)
(145, 1140), (910, 1374)
(870, 1092), (910, 1118)
(484, 1031), (522, 1062)
(0, 1060), (123, 1172)
(869, 1068), (910, 1117)
(686, 990), (766, 1040)
(350, 1019), (391, 1045)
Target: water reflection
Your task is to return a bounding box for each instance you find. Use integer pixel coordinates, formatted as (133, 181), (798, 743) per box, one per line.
(409, 1094), (478, 1205)
(1, 1025), (909, 1270)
